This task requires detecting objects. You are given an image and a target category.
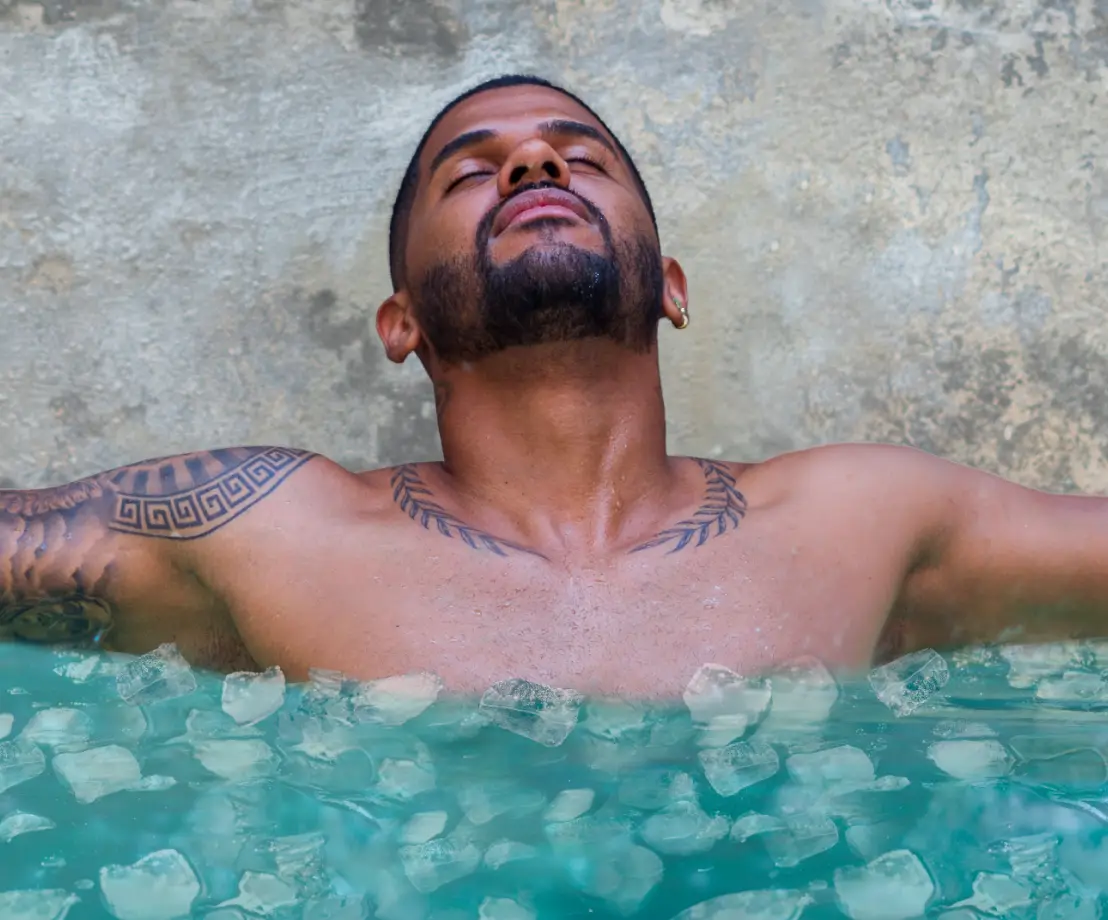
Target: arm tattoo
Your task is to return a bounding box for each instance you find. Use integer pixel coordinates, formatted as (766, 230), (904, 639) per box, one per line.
(631, 460), (747, 554)
(0, 446), (314, 644)
(389, 459), (747, 558)
(390, 465), (545, 558)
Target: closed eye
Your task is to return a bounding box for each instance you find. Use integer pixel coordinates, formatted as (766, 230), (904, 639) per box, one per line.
(445, 170), (494, 193)
(568, 157), (605, 172)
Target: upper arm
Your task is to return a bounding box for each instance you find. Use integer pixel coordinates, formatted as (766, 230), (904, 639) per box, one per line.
(0, 446), (316, 648)
(891, 450), (1108, 651)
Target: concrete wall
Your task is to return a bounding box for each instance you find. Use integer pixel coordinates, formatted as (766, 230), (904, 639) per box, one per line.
(1, 0), (1105, 492)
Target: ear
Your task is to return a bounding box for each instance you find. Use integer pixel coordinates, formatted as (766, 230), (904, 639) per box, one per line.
(376, 291), (422, 364)
(659, 257), (689, 329)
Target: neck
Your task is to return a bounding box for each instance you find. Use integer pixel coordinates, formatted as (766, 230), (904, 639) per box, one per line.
(433, 339), (679, 550)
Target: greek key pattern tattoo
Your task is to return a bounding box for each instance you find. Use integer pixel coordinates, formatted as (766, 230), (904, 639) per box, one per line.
(390, 465), (544, 558)
(390, 459), (747, 557)
(631, 460), (747, 554)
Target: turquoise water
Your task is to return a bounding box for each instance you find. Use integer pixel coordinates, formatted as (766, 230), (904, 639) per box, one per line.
(2, 642), (1108, 918)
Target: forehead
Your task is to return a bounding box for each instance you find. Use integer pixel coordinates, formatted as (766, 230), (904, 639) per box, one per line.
(418, 85), (613, 176)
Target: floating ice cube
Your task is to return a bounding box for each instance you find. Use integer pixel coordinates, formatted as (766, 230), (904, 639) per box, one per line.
(582, 698), (651, 741)
(399, 811), (448, 845)
(683, 664), (771, 746)
(0, 811), (56, 842)
(399, 836), (482, 893)
(0, 889), (79, 919)
(545, 788), (595, 823)
(0, 737), (46, 793)
(99, 849), (201, 920)
(666, 888), (812, 920)
(764, 813), (839, 867)
(573, 842), (663, 915)
(194, 739), (277, 781)
(786, 744), (875, 791)
(640, 799), (730, 855)
(698, 739), (780, 796)
(460, 781), (546, 826)
(20, 708), (92, 752)
(0, 713), (13, 739)
(484, 839), (538, 869)
(479, 898), (535, 920)
(761, 657), (839, 734)
(221, 668), (286, 726)
(116, 644), (197, 705)
(1001, 643), (1083, 689)
(375, 757), (435, 801)
(951, 872), (1034, 914)
(282, 713), (358, 762)
(927, 739), (1012, 780)
(731, 812), (786, 842)
(868, 649), (949, 716)
(1036, 671), (1108, 703)
(53, 745), (163, 804)
(834, 849), (934, 920)
(350, 671), (443, 725)
(479, 679), (583, 747)
(1036, 893), (1102, 920)
(218, 871), (299, 914)
(54, 655), (99, 683)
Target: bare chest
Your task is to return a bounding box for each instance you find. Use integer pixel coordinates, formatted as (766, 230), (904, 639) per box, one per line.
(227, 536), (901, 698)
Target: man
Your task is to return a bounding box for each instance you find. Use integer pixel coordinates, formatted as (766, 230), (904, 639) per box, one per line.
(2, 75), (1106, 698)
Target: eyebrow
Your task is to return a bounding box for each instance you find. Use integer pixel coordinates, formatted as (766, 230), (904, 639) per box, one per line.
(427, 120), (619, 180)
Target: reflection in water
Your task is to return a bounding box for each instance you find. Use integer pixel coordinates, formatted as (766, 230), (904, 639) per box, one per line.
(1, 642), (1108, 918)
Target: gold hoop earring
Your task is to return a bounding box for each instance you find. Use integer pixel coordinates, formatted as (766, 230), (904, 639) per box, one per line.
(674, 299), (689, 330)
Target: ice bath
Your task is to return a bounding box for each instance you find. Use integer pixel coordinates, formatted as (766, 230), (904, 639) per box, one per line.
(3, 641), (1108, 918)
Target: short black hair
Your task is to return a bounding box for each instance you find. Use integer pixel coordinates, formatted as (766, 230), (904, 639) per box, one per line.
(387, 74), (658, 291)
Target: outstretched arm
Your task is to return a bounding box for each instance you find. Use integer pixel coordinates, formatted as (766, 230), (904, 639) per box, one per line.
(0, 446), (315, 648)
(887, 448), (1108, 653)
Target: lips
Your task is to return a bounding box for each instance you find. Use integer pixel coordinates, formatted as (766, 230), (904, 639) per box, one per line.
(491, 188), (592, 237)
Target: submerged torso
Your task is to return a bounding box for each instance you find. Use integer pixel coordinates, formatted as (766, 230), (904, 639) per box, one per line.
(105, 457), (919, 697)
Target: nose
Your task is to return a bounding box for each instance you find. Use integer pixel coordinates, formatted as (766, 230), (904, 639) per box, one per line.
(497, 138), (571, 198)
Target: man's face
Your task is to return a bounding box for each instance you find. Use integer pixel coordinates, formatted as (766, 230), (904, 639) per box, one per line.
(401, 85), (663, 364)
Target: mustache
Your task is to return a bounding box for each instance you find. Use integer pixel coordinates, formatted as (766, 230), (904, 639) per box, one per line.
(476, 182), (607, 248)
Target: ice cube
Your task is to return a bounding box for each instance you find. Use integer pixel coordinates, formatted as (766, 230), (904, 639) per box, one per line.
(834, 849), (935, 920)
(1001, 643), (1083, 689)
(99, 849), (201, 920)
(764, 813), (839, 867)
(1036, 671), (1108, 703)
(116, 644), (197, 705)
(0, 889), (79, 919)
(951, 872), (1034, 914)
(399, 836), (482, 893)
(0, 811), (56, 842)
(54, 655), (99, 683)
(268, 832), (326, 889)
(640, 799), (730, 855)
(484, 839), (538, 869)
(698, 739), (780, 796)
(20, 708), (92, 753)
(375, 757), (435, 801)
(573, 842), (663, 915)
(221, 668), (286, 726)
(479, 898), (535, 920)
(868, 649), (949, 716)
(786, 744), (875, 791)
(0, 713), (13, 739)
(1036, 894), (1102, 920)
(927, 739), (1012, 780)
(399, 811), (448, 845)
(302, 897), (368, 920)
(52, 745), (155, 804)
(0, 737), (46, 793)
(731, 813), (786, 842)
(582, 698), (651, 741)
(218, 872), (299, 914)
(459, 781), (546, 826)
(479, 679), (583, 747)
(194, 739), (277, 782)
(761, 657), (840, 734)
(666, 888), (812, 920)
(350, 671), (443, 725)
(545, 788), (595, 823)
(283, 714), (358, 762)
(683, 664), (771, 746)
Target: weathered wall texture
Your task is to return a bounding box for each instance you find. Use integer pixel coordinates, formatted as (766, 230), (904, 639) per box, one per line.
(1, 0), (1106, 491)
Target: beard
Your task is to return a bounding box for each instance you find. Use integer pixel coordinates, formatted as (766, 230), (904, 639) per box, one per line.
(413, 187), (664, 365)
